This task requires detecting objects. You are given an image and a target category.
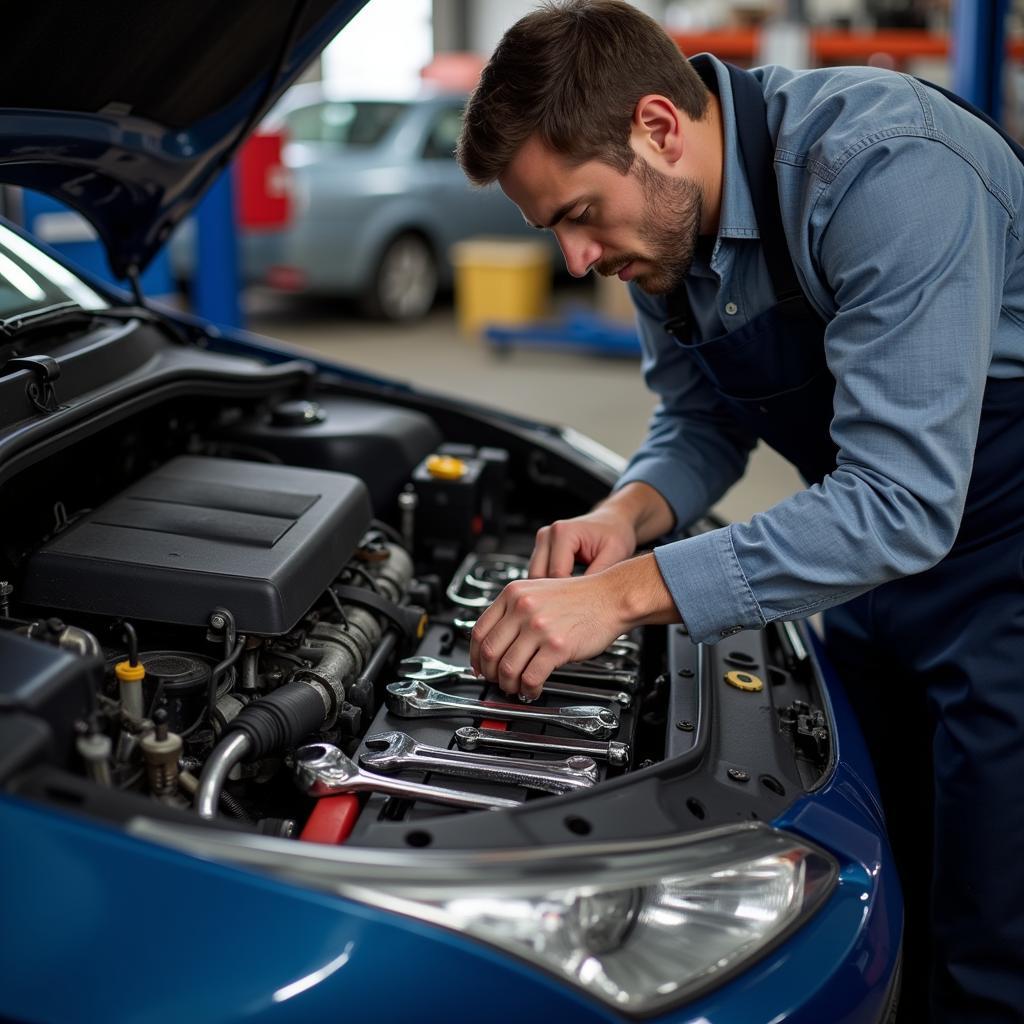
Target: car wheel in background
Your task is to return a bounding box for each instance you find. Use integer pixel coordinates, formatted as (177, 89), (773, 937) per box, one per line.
(362, 231), (438, 321)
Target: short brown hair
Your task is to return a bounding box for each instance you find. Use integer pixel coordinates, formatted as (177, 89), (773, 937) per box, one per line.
(457, 0), (709, 185)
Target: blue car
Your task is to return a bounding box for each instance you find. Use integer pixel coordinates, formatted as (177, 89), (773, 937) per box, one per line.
(0, 3), (900, 1022)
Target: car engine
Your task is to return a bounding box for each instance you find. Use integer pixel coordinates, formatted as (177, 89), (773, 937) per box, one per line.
(0, 357), (833, 849)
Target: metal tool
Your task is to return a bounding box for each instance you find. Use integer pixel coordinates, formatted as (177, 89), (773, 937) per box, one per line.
(397, 655), (482, 684)
(574, 648), (639, 670)
(609, 635), (641, 656)
(397, 655), (630, 707)
(544, 662), (639, 689)
(446, 553), (529, 608)
(293, 742), (520, 810)
(782, 620), (808, 662)
(452, 615), (479, 639)
(361, 731), (599, 794)
(397, 487), (418, 550)
(455, 725), (631, 767)
(385, 680), (620, 738)
(399, 654), (638, 693)
(537, 679), (631, 707)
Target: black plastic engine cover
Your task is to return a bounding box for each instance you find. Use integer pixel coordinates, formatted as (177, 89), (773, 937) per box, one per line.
(23, 456), (371, 634)
(214, 396), (442, 512)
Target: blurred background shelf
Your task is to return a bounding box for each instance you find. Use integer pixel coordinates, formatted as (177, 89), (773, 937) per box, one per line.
(669, 28), (1024, 65)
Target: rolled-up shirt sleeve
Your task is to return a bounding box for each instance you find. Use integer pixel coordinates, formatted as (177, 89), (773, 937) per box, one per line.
(652, 137), (1010, 644)
(615, 284), (757, 528)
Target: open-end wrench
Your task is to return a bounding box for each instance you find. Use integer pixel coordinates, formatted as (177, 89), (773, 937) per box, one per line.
(361, 731), (598, 794)
(399, 654), (639, 693)
(385, 680), (620, 738)
(455, 725), (631, 767)
(293, 742), (520, 810)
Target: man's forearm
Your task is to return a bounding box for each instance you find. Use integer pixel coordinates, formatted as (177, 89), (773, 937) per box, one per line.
(609, 551), (681, 627)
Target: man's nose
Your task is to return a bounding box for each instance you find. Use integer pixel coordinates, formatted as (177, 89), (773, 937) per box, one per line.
(556, 231), (600, 278)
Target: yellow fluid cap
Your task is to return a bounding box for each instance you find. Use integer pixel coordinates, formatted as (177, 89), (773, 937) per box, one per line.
(416, 612), (428, 639)
(425, 454), (467, 480)
(725, 670), (763, 692)
(115, 660), (145, 683)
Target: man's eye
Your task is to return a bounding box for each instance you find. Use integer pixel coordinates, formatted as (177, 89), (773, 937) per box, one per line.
(569, 207), (591, 225)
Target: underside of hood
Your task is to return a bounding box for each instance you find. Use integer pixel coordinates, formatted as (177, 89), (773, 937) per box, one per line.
(0, 0), (366, 278)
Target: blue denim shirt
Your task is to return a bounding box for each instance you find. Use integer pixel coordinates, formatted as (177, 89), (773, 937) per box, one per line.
(617, 54), (1024, 645)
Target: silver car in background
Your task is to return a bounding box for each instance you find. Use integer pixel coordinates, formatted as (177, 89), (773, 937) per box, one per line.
(255, 84), (549, 320)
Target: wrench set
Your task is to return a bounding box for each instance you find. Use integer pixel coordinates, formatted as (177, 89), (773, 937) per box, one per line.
(293, 552), (643, 819)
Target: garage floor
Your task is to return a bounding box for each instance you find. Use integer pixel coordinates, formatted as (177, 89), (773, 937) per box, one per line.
(247, 289), (805, 525)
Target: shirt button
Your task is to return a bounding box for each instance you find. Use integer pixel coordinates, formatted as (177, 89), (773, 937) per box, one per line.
(724, 302), (738, 315)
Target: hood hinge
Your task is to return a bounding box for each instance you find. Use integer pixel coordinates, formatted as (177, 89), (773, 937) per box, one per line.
(6, 354), (66, 414)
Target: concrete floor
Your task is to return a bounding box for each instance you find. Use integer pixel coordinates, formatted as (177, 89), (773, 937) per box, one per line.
(247, 289), (805, 525)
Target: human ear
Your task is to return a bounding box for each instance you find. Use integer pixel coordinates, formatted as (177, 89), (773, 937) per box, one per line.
(630, 95), (684, 166)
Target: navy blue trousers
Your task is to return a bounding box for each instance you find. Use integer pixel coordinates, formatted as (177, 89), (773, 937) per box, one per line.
(826, 529), (1024, 1022)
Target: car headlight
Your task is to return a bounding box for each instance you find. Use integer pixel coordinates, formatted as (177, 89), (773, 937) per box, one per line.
(133, 820), (837, 1016)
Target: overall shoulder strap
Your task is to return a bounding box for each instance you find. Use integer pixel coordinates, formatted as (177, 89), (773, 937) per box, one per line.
(688, 56), (804, 302)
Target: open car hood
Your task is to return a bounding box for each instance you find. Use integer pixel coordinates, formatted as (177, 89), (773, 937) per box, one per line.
(0, 0), (366, 279)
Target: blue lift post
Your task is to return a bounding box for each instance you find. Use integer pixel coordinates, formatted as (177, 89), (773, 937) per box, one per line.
(193, 169), (243, 330)
(19, 190), (174, 298)
(951, 0), (1010, 120)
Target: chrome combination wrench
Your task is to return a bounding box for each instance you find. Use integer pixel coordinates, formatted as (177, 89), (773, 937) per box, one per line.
(454, 725), (631, 768)
(360, 731), (598, 794)
(385, 680), (620, 738)
(292, 742), (520, 810)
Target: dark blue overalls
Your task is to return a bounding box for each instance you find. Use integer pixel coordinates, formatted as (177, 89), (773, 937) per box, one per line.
(668, 57), (1024, 1022)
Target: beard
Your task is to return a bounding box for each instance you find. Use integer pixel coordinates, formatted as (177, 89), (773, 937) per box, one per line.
(595, 157), (704, 295)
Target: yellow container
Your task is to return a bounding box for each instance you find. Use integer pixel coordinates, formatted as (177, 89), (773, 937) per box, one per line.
(450, 237), (552, 338)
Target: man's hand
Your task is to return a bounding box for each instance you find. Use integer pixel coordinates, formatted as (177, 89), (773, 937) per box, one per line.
(529, 506), (638, 578)
(469, 553), (679, 699)
(529, 481), (676, 578)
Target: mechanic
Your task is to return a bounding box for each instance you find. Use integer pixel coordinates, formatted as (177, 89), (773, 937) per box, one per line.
(456, 1), (1024, 1020)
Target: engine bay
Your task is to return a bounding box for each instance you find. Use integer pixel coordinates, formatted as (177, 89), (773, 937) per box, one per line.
(0, 358), (834, 850)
